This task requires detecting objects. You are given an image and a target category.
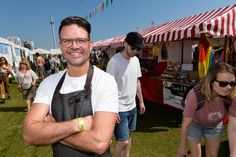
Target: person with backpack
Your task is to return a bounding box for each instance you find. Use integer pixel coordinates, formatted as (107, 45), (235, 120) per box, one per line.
(227, 89), (236, 156)
(176, 62), (236, 157)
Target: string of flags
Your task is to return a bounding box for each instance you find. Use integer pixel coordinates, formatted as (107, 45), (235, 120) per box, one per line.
(84, 0), (114, 20)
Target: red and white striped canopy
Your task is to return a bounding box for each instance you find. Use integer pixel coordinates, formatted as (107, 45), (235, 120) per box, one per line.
(144, 4), (236, 43)
(93, 37), (115, 49)
(93, 29), (152, 49)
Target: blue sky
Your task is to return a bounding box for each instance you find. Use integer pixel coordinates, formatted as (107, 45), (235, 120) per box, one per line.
(1, 0), (235, 50)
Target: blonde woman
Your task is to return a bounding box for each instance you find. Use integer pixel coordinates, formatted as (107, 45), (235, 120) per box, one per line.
(177, 62), (236, 157)
(15, 60), (38, 111)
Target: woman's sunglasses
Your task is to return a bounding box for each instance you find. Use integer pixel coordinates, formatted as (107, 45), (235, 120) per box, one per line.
(215, 79), (236, 87)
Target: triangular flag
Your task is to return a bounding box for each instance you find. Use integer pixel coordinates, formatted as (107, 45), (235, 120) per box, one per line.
(106, 0), (109, 8)
(97, 5), (100, 14)
(102, 2), (105, 11)
(92, 10), (94, 17)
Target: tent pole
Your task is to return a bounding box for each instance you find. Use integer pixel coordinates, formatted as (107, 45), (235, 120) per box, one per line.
(181, 39), (184, 63)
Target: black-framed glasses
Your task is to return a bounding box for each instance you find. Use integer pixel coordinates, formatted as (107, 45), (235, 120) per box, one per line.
(130, 47), (141, 51)
(60, 38), (90, 47)
(215, 79), (236, 87)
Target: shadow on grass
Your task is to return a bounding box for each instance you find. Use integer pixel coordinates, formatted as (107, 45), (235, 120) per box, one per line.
(135, 99), (230, 156)
(218, 140), (229, 157)
(0, 106), (26, 112)
(136, 99), (183, 133)
(0, 98), (8, 104)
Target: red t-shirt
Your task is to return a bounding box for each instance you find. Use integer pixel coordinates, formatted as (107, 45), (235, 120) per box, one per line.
(183, 89), (236, 128)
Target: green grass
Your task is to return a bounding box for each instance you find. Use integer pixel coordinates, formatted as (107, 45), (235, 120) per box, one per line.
(0, 82), (229, 157)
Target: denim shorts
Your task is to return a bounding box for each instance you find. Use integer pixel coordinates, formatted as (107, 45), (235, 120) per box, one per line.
(114, 107), (137, 141)
(187, 122), (224, 143)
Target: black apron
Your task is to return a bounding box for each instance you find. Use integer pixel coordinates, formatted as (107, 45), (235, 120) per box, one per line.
(51, 65), (111, 157)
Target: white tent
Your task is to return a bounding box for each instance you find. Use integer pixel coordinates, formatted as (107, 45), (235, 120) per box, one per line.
(0, 36), (33, 67)
(50, 48), (62, 55)
(0, 36), (12, 45)
(31, 48), (51, 55)
(0, 37), (14, 66)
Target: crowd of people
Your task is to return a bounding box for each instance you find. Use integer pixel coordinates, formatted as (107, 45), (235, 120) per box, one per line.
(0, 53), (66, 111)
(1, 15), (236, 157)
(34, 52), (66, 80)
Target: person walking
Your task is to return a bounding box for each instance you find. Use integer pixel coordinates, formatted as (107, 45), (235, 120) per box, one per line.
(106, 32), (146, 157)
(0, 56), (15, 99)
(15, 59), (38, 111)
(23, 16), (119, 157)
(48, 54), (56, 74)
(35, 52), (46, 80)
(176, 62), (236, 157)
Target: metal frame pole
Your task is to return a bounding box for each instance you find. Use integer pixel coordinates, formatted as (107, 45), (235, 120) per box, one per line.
(49, 16), (57, 48)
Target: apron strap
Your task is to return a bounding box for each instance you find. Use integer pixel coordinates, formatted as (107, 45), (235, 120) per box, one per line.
(55, 71), (66, 92)
(84, 64), (94, 91)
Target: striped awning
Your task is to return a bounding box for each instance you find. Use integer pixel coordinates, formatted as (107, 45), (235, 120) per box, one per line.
(93, 37), (116, 49)
(144, 4), (236, 43)
(93, 29), (152, 49)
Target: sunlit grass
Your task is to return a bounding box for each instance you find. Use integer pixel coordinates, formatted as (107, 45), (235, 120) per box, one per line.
(0, 82), (229, 157)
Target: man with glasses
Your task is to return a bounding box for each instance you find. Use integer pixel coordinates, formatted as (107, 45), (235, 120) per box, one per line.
(23, 16), (119, 157)
(106, 32), (146, 157)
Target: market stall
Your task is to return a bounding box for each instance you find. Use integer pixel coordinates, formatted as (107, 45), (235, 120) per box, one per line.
(141, 3), (236, 110)
(138, 37), (198, 110)
(92, 4), (236, 111)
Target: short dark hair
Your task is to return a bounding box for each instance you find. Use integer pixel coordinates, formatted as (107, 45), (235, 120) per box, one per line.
(58, 16), (91, 39)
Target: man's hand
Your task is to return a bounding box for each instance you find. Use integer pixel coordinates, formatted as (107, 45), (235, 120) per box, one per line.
(44, 114), (93, 132)
(139, 102), (146, 115)
(116, 114), (120, 123)
(81, 115), (93, 131)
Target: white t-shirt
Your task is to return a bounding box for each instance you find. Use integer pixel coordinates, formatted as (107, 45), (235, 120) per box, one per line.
(34, 66), (119, 114)
(49, 57), (56, 70)
(106, 53), (142, 112)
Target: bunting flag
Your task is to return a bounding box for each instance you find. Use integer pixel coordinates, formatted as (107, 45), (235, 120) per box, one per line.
(102, 2), (105, 11)
(84, 0), (115, 20)
(106, 0), (109, 8)
(92, 10), (95, 17)
(97, 5), (100, 14)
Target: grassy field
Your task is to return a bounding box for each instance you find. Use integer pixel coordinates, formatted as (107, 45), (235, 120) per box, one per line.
(0, 82), (230, 157)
